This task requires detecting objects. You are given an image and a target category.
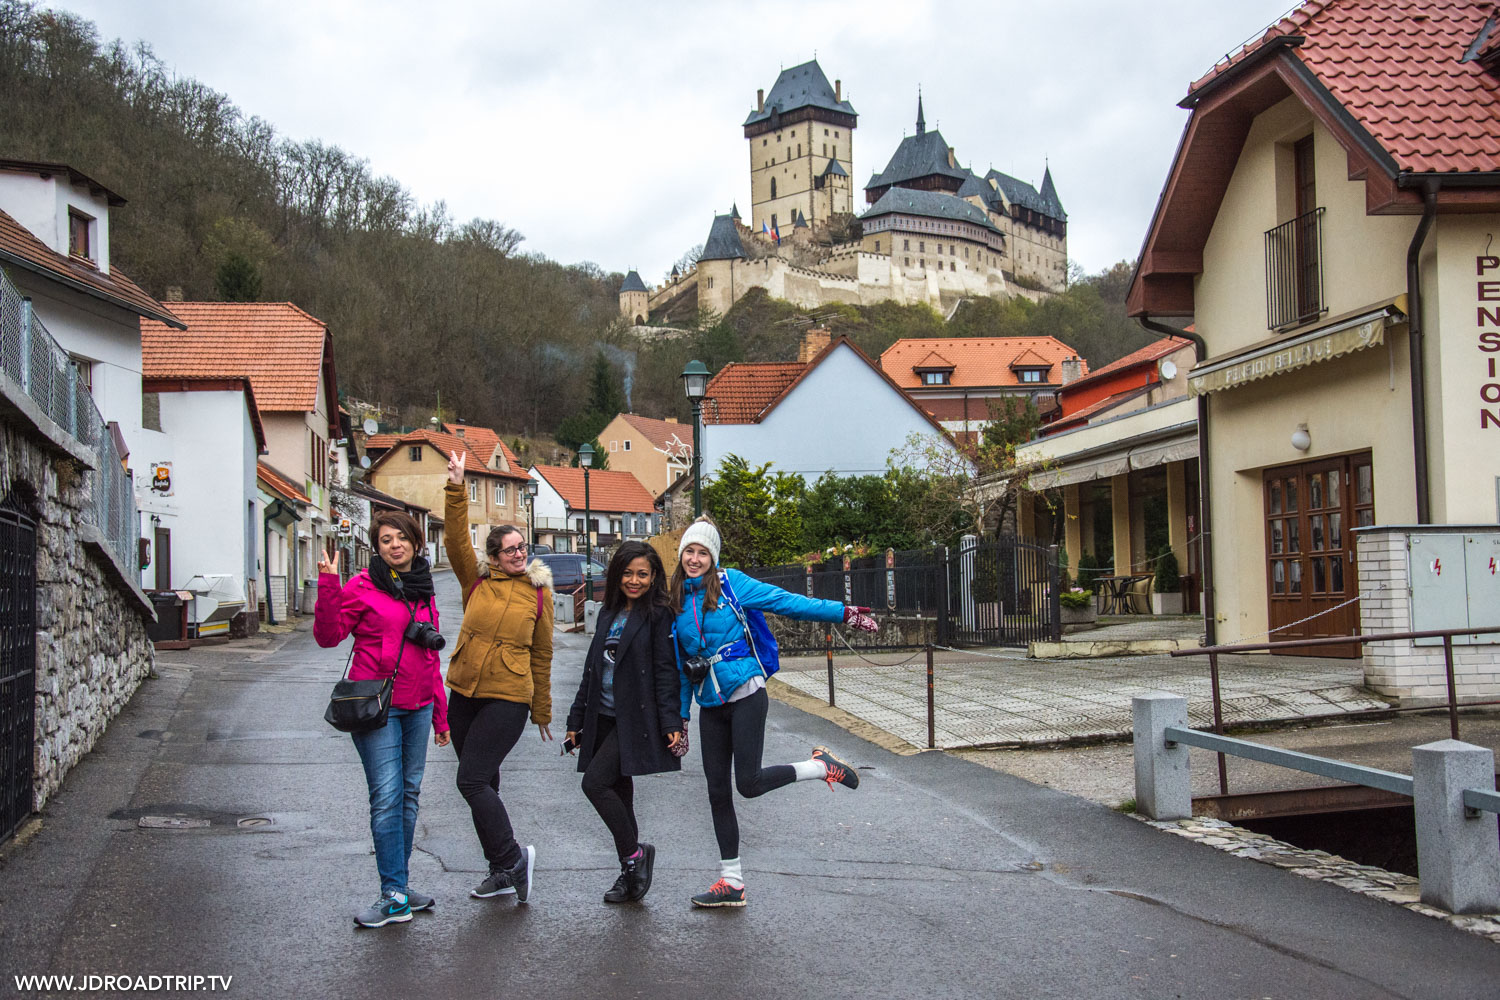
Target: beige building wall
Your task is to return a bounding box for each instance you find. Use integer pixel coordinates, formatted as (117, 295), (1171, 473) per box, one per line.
(368, 444), (526, 547)
(748, 117), (853, 233)
(620, 289), (648, 324)
(599, 413), (689, 496)
(697, 258), (738, 317)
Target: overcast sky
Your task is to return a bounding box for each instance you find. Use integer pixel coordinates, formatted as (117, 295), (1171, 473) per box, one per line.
(53, 0), (1295, 284)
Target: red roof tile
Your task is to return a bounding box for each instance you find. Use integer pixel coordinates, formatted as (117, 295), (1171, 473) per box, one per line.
(532, 465), (656, 513)
(1189, 0), (1500, 175)
(880, 337), (1085, 388)
(1061, 338), (1187, 392)
(257, 461), (310, 504)
(365, 433), (401, 452)
(617, 413), (694, 459)
(0, 207), (180, 327)
(702, 362), (806, 424)
(380, 429), (530, 481)
(141, 302), (330, 411)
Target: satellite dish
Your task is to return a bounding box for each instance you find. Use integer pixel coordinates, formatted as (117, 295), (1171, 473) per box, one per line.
(363, 418), (379, 436)
(1158, 359), (1178, 381)
(360, 455), (372, 469)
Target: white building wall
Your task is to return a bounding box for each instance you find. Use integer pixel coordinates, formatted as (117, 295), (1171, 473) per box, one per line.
(0, 172), (112, 271)
(701, 343), (967, 481)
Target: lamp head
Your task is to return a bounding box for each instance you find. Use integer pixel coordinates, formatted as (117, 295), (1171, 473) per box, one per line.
(681, 360), (710, 402)
(578, 443), (595, 468)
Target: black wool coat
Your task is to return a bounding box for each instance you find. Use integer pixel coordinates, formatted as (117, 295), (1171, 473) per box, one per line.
(566, 602), (684, 776)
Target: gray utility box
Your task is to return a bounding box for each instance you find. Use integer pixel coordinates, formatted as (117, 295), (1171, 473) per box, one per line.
(1408, 527), (1500, 645)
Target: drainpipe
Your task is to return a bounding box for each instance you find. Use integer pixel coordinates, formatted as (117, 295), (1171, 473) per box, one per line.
(1404, 177), (1439, 524)
(1140, 317), (1217, 647)
(262, 500), (285, 624)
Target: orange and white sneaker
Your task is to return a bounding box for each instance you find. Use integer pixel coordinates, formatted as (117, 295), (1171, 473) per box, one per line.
(811, 746), (859, 790)
(690, 878), (747, 908)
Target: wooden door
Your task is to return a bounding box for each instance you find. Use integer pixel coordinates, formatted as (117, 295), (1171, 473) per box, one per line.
(154, 527), (171, 592)
(1264, 452), (1372, 657)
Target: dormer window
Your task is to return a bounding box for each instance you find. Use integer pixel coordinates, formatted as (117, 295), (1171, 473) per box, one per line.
(916, 368), (953, 386)
(68, 209), (94, 262)
(1017, 368), (1047, 384)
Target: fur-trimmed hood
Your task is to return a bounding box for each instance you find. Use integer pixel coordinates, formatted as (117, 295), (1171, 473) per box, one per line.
(476, 557), (553, 590)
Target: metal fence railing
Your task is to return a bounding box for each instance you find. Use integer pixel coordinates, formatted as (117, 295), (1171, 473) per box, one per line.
(0, 269), (138, 572)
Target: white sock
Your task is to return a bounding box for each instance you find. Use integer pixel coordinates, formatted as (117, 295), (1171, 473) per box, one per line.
(718, 857), (744, 889)
(792, 759), (828, 782)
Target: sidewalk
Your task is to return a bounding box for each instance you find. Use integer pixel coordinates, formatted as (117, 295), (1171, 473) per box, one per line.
(776, 643), (1389, 749)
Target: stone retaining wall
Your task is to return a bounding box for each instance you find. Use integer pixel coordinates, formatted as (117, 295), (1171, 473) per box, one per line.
(0, 415), (154, 811)
(768, 613), (935, 651)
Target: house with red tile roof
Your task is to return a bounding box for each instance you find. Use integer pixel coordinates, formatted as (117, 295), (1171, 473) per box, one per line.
(879, 335), (1087, 442)
(0, 159), (181, 472)
(700, 333), (968, 481)
(597, 412), (693, 497)
(529, 465), (659, 553)
(1126, 0), (1500, 695)
(141, 301), (340, 611)
(366, 427), (533, 557)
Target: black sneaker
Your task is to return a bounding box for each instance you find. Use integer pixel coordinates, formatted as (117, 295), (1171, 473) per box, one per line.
(508, 844), (535, 904)
(604, 843), (656, 904)
(406, 889), (435, 912)
(354, 890), (412, 928)
(811, 746), (859, 790)
(470, 869), (515, 899)
(690, 878), (746, 908)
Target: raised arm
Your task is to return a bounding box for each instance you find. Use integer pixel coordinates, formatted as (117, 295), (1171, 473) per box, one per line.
(725, 568), (845, 623)
(443, 451), (479, 599)
(312, 550), (362, 647)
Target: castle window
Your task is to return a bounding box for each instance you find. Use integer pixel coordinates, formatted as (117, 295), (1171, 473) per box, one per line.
(791, 130), (795, 137)
(824, 128), (829, 135)
(771, 178), (777, 198)
(874, 240), (880, 252)
(706, 277), (714, 289)
(772, 213), (778, 229)
(919, 242), (925, 252)
(950, 245), (956, 255)
(965, 247), (970, 259)
(904, 257), (910, 265)
(903, 239), (909, 250)
(950, 262), (956, 272)
(831, 145), (837, 158)
(834, 131), (839, 138)
(936, 245), (942, 255)
(763, 139), (768, 146)
(796, 144), (801, 157)
(919, 259), (925, 268)
(822, 143), (827, 156)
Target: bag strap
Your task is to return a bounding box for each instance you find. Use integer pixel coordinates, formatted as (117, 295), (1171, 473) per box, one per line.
(717, 571), (764, 675)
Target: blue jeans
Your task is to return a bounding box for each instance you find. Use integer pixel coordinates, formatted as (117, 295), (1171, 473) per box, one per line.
(351, 704), (432, 894)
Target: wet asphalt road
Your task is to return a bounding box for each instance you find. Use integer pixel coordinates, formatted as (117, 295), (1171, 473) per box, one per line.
(3, 569), (1500, 999)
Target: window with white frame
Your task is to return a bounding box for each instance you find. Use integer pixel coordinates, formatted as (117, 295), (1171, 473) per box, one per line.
(494, 483), (506, 506)
(408, 446), (422, 462)
(467, 479), (479, 503)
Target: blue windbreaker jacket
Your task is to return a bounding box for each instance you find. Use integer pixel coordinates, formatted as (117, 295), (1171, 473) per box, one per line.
(674, 568), (844, 715)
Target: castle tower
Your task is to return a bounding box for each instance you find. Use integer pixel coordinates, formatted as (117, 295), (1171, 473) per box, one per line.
(744, 60), (857, 236)
(697, 214), (746, 317)
(619, 269), (648, 325)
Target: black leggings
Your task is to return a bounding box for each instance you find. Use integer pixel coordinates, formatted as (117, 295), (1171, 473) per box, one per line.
(448, 692), (529, 871)
(580, 716), (639, 861)
(698, 687), (796, 859)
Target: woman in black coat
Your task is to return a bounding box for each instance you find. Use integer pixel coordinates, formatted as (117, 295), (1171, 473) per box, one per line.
(565, 541), (685, 904)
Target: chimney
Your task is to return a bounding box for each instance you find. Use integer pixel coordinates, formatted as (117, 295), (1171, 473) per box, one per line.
(1060, 356), (1083, 385)
(947, 147), (956, 168)
(798, 326), (834, 364)
(835, 79), (842, 102)
(164, 285), (184, 302)
(757, 88), (765, 112)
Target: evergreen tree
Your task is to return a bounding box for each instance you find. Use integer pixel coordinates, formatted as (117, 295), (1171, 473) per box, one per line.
(214, 251), (261, 301)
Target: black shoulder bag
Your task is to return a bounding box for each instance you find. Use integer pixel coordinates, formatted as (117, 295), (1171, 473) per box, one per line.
(324, 622), (410, 734)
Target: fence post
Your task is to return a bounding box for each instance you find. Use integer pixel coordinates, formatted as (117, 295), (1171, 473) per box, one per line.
(959, 533), (977, 634)
(1047, 544), (1061, 643)
(926, 644), (935, 749)
(1443, 635), (1460, 741)
(1132, 693), (1192, 820)
(19, 297), (32, 392)
(825, 628), (835, 707)
(1209, 651), (1228, 795)
(1412, 740), (1500, 914)
(935, 544), (950, 647)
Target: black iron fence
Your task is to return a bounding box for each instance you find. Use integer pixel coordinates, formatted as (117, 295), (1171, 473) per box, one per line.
(0, 496), (36, 843)
(1265, 206), (1325, 329)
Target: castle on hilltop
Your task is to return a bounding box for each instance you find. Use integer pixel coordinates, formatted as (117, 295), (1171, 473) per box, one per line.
(621, 60), (1068, 324)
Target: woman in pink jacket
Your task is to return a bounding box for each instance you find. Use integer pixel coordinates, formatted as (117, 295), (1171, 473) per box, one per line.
(314, 510), (450, 929)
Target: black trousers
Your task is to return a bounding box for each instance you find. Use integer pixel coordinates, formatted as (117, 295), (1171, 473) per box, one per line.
(698, 687), (796, 859)
(448, 692), (529, 871)
(580, 716), (640, 861)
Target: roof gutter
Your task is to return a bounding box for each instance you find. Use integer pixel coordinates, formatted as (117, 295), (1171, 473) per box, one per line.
(0, 250), (185, 329)
(1139, 317), (1216, 647)
(1399, 174), (1440, 523)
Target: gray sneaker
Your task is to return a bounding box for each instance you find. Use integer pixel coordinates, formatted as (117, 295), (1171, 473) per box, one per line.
(510, 845), (535, 904)
(470, 869), (516, 898)
(354, 890), (412, 928)
(406, 889), (435, 912)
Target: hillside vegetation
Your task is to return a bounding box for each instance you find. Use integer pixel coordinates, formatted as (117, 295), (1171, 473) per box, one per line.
(0, 1), (1153, 438)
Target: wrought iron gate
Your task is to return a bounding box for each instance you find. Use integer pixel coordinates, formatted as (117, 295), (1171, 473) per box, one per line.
(942, 536), (1059, 647)
(0, 496), (35, 842)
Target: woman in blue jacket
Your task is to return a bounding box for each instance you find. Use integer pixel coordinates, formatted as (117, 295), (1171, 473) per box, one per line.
(671, 517), (878, 907)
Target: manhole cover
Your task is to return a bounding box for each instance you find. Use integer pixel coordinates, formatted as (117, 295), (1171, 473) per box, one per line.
(138, 815), (210, 830)
(236, 816), (271, 828)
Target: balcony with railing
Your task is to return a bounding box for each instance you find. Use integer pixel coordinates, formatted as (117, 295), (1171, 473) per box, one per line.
(1264, 207), (1325, 330)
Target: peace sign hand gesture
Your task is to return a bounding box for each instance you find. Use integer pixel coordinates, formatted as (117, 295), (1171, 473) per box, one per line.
(447, 450), (466, 485)
(317, 548), (341, 576)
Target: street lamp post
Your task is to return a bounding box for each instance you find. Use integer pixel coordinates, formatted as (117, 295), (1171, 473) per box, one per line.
(680, 360), (709, 517)
(524, 476), (539, 546)
(578, 442), (594, 597)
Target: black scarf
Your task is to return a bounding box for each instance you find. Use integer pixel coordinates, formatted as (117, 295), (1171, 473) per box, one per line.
(369, 553), (435, 603)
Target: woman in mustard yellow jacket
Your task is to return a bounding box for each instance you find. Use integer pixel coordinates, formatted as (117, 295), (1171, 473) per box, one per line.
(443, 450), (554, 905)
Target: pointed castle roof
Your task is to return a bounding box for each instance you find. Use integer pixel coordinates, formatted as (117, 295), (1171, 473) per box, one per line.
(619, 269), (647, 293)
(744, 59), (857, 126)
(700, 214), (746, 261)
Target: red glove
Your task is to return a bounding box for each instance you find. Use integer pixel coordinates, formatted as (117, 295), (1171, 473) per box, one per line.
(843, 606), (878, 633)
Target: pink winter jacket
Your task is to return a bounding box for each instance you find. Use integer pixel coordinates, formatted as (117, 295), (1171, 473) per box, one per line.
(314, 571), (449, 733)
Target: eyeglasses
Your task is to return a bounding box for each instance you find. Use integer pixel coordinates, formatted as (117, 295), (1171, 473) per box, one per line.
(493, 543), (527, 558)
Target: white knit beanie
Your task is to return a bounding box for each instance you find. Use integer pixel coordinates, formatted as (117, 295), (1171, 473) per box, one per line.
(678, 520), (722, 566)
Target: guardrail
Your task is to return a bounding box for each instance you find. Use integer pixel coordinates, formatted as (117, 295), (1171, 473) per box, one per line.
(0, 268), (137, 571)
(1133, 691), (1500, 914)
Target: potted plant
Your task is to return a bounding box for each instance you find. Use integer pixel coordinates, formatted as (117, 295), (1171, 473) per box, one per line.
(1059, 587), (1096, 625)
(1151, 548), (1184, 615)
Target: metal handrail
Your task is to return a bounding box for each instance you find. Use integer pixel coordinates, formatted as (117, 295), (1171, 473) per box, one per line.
(1170, 625), (1500, 657)
(1463, 787), (1500, 815)
(1163, 725), (1414, 796)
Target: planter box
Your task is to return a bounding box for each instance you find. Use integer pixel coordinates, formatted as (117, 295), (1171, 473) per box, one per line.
(1151, 592), (1184, 616)
(1060, 604), (1097, 625)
